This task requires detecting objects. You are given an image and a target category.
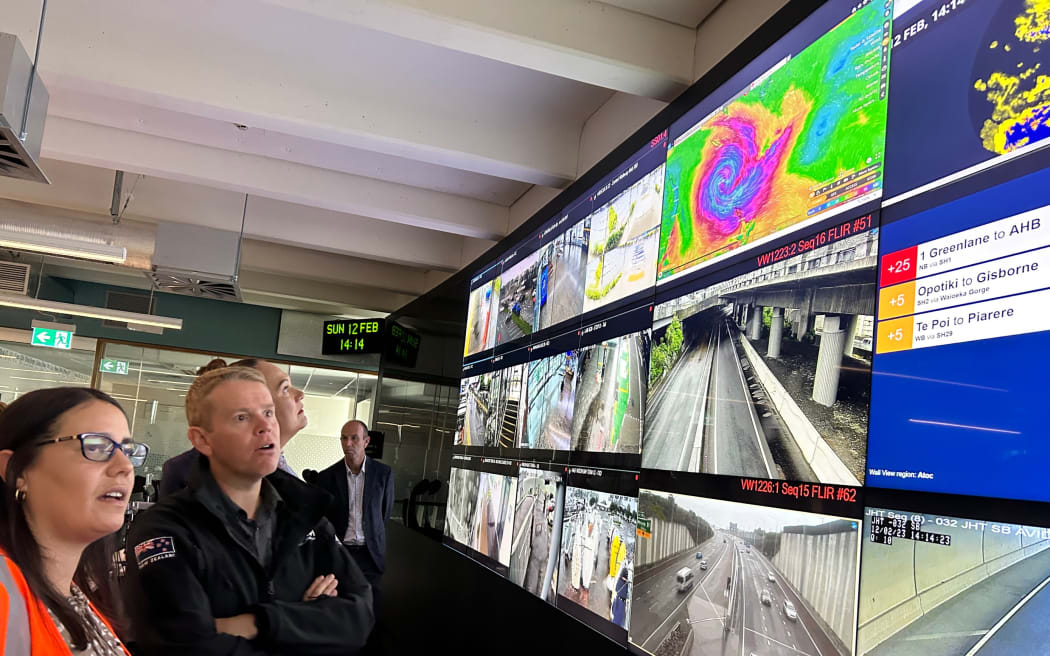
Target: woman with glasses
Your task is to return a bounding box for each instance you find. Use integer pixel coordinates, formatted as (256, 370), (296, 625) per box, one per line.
(0, 387), (148, 655)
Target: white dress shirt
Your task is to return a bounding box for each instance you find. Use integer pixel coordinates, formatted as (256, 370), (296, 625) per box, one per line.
(343, 459), (367, 545)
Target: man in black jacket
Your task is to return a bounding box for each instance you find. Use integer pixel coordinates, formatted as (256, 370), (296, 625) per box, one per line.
(160, 358), (307, 497)
(124, 366), (373, 655)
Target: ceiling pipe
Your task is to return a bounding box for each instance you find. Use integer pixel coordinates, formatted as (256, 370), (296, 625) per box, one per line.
(0, 198), (155, 270)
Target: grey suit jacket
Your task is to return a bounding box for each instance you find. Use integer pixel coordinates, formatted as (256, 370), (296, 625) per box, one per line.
(316, 457), (394, 572)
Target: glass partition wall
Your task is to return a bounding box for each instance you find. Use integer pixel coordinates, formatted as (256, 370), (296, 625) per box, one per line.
(85, 340), (377, 486)
(0, 328), (97, 400)
(373, 376), (458, 530)
(0, 327), (411, 508)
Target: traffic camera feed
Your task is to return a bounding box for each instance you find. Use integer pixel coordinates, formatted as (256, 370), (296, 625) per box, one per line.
(454, 363), (529, 448)
(645, 225), (877, 484)
(464, 277), (499, 357)
(524, 351), (578, 451)
(537, 220), (590, 332)
(572, 331), (650, 455)
(631, 490), (860, 656)
(444, 468), (518, 570)
(509, 467), (565, 604)
(583, 166), (664, 313)
(556, 487), (638, 633)
(497, 251), (542, 345)
(859, 507), (1050, 655)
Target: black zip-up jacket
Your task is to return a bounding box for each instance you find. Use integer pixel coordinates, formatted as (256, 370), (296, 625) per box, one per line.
(123, 458), (374, 655)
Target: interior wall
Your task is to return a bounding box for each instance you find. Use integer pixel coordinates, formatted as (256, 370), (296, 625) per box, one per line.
(509, 92), (668, 233)
(692, 0), (792, 80)
(0, 277), (376, 370)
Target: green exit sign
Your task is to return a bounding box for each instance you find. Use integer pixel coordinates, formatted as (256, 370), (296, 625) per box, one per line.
(31, 327), (73, 350)
(99, 359), (130, 375)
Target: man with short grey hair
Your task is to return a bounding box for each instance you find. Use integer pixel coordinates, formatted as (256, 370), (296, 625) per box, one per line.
(316, 419), (394, 616)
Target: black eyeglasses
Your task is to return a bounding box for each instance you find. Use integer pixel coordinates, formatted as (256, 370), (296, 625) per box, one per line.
(35, 433), (150, 467)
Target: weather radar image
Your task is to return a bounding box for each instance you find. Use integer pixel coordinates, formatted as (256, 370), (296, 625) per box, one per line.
(658, 0), (890, 283)
(972, 0), (1050, 156)
(883, 0), (1050, 199)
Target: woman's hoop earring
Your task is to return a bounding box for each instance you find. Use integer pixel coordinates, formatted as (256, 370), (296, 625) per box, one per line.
(14, 489), (25, 503)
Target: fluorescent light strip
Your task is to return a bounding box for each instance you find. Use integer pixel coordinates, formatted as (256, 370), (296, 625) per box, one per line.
(0, 293), (182, 330)
(0, 231), (127, 264)
(11, 376), (87, 383)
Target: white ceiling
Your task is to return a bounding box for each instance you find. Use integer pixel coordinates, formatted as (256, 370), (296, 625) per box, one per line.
(601, 0), (725, 28)
(0, 0), (736, 319)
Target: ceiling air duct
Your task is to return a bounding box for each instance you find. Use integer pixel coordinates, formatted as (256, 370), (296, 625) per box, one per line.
(0, 32), (50, 184)
(148, 222), (243, 302)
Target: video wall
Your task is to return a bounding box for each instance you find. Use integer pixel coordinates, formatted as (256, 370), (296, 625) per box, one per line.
(447, 0), (1050, 653)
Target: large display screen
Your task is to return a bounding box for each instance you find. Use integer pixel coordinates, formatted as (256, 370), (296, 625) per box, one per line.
(572, 330), (650, 455)
(631, 490), (861, 656)
(444, 460), (519, 576)
(860, 505), (1050, 655)
(509, 463), (564, 604)
(584, 164), (665, 311)
(646, 218), (877, 484)
(445, 0), (1050, 650)
(867, 162), (1050, 502)
(658, 0), (889, 285)
(882, 0), (1050, 202)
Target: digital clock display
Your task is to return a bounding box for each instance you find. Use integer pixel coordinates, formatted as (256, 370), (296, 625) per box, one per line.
(321, 319), (383, 355)
(387, 321), (421, 367)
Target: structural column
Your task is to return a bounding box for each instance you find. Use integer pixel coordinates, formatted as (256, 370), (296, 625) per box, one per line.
(796, 310), (811, 342)
(796, 289), (814, 342)
(812, 315), (846, 407)
(768, 307), (784, 357)
(747, 305), (763, 341)
(843, 314), (861, 357)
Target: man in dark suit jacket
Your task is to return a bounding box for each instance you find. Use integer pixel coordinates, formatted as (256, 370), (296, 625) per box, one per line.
(316, 419), (394, 615)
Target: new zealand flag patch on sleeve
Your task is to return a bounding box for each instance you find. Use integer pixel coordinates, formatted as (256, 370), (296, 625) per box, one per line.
(134, 537), (176, 568)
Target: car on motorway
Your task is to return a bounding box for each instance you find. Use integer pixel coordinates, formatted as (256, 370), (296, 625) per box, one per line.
(700, 560), (708, 570)
(675, 567), (695, 593)
(784, 600), (798, 621)
(695, 551), (703, 559)
(746, 545), (751, 553)
(767, 572), (775, 583)
(760, 589), (772, 606)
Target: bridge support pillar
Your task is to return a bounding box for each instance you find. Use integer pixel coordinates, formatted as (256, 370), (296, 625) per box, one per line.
(747, 305), (763, 341)
(768, 307), (784, 358)
(796, 311), (814, 342)
(813, 315), (845, 407)
(843, 314), (860, 358)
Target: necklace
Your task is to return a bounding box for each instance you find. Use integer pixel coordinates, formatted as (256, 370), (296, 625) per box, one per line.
(46, 584), (124, 655)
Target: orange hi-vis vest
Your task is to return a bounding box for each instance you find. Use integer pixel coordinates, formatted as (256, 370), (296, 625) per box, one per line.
(0, 553), (129, 655)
